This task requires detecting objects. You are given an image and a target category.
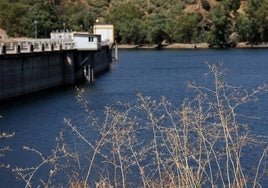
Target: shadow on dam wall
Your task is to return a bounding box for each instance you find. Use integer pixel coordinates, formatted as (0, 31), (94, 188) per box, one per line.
(0, 46), (112, 101)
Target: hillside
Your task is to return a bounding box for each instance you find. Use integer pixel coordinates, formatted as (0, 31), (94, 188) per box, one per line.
(0, 0), (267, 48)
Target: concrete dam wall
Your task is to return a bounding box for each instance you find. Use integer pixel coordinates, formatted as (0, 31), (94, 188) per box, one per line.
(0, 46), (111, 101)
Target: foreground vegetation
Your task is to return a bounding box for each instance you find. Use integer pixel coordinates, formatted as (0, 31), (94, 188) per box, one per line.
(0, 0), (268, 48)
(9, 64), (268, 187)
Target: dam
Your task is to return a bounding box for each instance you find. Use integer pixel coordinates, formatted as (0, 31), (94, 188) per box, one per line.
(0, 24), (115, 101)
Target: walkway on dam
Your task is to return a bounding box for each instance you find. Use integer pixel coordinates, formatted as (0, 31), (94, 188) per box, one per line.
(0, 38), (75, 54)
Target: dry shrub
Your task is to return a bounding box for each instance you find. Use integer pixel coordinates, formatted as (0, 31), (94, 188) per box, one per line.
(0, 126), (15, 169)
(13, 64), (268, 188)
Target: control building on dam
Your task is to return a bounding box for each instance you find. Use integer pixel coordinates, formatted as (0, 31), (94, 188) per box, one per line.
(0, 24), (116, 101)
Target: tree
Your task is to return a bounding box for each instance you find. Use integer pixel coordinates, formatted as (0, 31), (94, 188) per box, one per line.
(223, 0), (240, 12)
(235, 14), (258, 43)
(252, 0), (268, 41)
(58, 2), (95, 32)
(238, 0), (268, 43)
(169, 13), (202, 43)
(207, 4), (232, 48)
(201, 0), (210, 11)
(26, 1), (60, 38)
(0, 2), (29, 37)
(146, 12), (169, 45)
(107, 2), (145, 44)
(0, 0), (267, 46)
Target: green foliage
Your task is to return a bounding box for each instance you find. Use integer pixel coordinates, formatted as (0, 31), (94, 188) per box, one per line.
(170, 13), (202, 43)
(0, 0), (268, 46)
(235, 14), (257, 43)
(184, 0), (196, 4)
(27, 1), (60, 38)
(201, 0), (210, 11)
(223, 0), (240, 12)
(0, 2), (29, 37)
(107, 2), (145, 44)
(58, 2), (95, 32)
(146, 12), (169, 45)
(251, 0), (268, 41)
(207, 5), (232, 48)
(241, 0), (268, 42)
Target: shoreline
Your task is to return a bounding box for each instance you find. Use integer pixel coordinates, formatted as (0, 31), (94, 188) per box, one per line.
(117, 42), (268, 49)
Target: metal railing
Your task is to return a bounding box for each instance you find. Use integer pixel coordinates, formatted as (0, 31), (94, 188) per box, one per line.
(0, 38), (75, 54)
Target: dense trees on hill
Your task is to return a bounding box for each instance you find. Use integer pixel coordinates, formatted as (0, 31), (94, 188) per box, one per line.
(0, 0), (267, 48)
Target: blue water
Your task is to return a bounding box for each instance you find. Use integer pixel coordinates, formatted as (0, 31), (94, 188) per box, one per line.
(0, 48), (267, 187)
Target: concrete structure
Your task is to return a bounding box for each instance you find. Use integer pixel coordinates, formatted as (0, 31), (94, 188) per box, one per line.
(0, 46), (111, 101)
(50, 30), (72, 41)
(93, 24), (114, 45)
(0, 24), (115, 101)
(50, 31), (102, 50)
(0, 24), (115, 55)
(0, 39), (74, 54)
(71, 32), (101, 50)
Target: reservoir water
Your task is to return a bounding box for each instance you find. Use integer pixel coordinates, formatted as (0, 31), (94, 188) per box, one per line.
(0, 48), (267, 187)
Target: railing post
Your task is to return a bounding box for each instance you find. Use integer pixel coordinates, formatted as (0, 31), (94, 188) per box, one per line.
(16, 45), (21, 53)
(30, 44), (34, 52)
(115, 41), (118, 62)
(1, 44), (6, 54)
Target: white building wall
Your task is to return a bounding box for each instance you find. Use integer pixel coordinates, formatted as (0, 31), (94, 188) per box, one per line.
(73, 34), (101, 50)
(50, 31), (101, 50)
(93, 24), (114, 45)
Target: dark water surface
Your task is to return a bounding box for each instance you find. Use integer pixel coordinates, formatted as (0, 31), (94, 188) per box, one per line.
(0, 49), (267, 187)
